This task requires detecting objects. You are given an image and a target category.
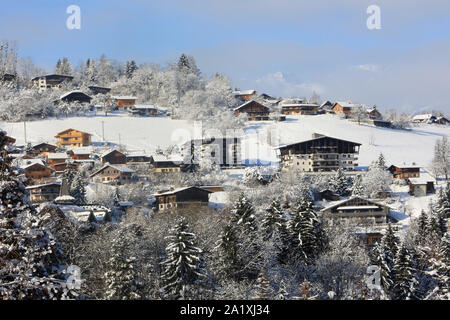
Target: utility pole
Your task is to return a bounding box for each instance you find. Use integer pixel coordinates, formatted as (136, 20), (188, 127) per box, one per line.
(101, 121), (105, 142)
(118, 133), (121, 147)
(23, 121), (27, 145)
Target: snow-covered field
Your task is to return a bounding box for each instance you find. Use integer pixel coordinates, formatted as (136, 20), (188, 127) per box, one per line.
(1, 113), (448, 168)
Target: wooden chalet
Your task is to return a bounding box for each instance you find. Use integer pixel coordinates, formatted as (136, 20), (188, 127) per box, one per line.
(110, 96), (137, 109)
(435, 116), (449, 125)
(152, 155), (182, 173)
(102, 149), (127, 165)
(234, 100), (270, 121)
(388, 164), (421, 179)
(26, 181), (61, 204)
(276, 133), (361, 172)
(32, 74), (73, 92)
(233, 90), (257, 102)
(332, 101), (362, 117)
(88, 85), (111, 95)
(90, 163), (135, 185)
(72, 147), (92, 160)
(281, 103), (319, 115)
(407, 173), (435, 197)
(153, 186), (212, 211)
(59, 91), (92, 104)
(46, 152), (73, 169)
(128, 104), (158, 116)
(321, 197), (390, 224)
(366, 106), (382, 120)
(31, 143), (58, 156)
(20, 161), (54, 182)
(55, 129), (92, 148)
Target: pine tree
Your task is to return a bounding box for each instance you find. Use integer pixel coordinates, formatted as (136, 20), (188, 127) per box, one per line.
(161, 218), (207, 299)
(252, 269), (272, 299)
(371, 242), (393, 298)
(276, 280), (289, 300)
(261, 199), (283, 241)
(70, 173), (86, 205)
(215, 195), (260, 280)
(392, 244), (417, 300)
(350, 174), (365, 197)
(287, 190), (325, 264)
(425, 233), (449, 299)
(373, 153), (387, 170)
(0, 131), (74, 299)
(415, 210), (429, 245)
(104, 230), (144, 299)
(328, 168), (348, 196)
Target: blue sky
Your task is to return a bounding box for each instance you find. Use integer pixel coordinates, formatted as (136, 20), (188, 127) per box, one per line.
(2, 0), (450, 113)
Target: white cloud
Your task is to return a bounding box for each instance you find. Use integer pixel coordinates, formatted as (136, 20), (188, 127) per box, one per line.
(351, 64), (380, 72)
(255, 72), (324, 98)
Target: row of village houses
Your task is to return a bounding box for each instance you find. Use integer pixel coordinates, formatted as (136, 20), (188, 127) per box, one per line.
(4, 73), (447, 125)
(3, 129), (440, 247)
(6, 126), (436, 209)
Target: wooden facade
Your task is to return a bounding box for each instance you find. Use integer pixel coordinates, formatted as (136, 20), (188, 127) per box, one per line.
(32, 74), (73, 92)
(102, 150), (127, 165)
(388, 165), (420, 179)
(55, 129), (92, 148)
(59, 91), (92, 104)
(88, 85), (111, 95)
(31, 143), (58, 156)
(26, 182), (61, 204)
(154, 187), (212, 211)
(321, 197), (390, 224)
(90, 164), (135, 185)
(22, 163), (53, 182)
(281, 104), (319, 115)
(277, 134), (361, 172)
(111, 96), (137, 109)
(234, 100), (270, 121)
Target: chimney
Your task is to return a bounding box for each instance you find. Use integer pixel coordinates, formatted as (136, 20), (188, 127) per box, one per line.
(312, 133), (324, 139)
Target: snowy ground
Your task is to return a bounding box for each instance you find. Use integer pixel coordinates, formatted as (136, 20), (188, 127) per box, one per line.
(1, 113), (448, 168)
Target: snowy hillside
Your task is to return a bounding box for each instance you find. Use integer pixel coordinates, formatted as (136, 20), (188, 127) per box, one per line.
(1, 114), (448, 168)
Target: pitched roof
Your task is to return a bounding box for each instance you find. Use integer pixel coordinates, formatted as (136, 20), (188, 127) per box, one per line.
(233, 90), (256, 96)
(90, 163), (135, 177)
(55, 128), (92, 137)
(60, 90), (92, 100)
(153, 186), (212, 197)
(234, 99), (270, 112)
(47, 152), (71, 159)
(275, 134), (361, 149)
(321, 196), (389, 212)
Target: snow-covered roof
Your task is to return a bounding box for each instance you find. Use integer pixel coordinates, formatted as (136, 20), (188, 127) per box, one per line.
(336, 101), (362, 108)
(153, 186), (212, 197)
(18, 159), (46, 169)
(281, 103), (319, 107)
(72, 146), (93, 155)
(408, 172), (435, 184)
(133, 104), (157, 109)
(26, 181), (61, 189)
(112, 95), (137, 100)
(321, 197), (388, 212)
(390, 163), (421, 169)
(152, 154), (183, 162)
(234, 99), (270, 111)
(91, 163), (135, 176)
(60, 90), (91, 100)
(233, 90), (256, 96)
(337, 205), (380, 210)
(47, 152), (70, 159)
(412, 114), (435, 121)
